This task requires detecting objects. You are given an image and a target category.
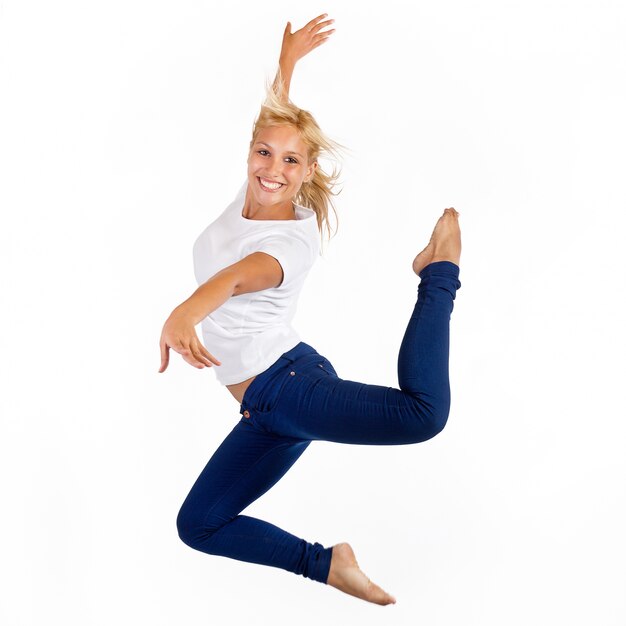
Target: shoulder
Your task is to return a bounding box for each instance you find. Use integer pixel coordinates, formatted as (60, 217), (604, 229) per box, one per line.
(244, 226), (319, 289)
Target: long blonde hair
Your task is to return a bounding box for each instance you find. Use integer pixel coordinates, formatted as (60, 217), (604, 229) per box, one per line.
(249, 71), (345, 247)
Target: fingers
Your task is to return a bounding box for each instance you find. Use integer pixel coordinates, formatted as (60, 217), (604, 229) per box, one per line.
(159, 316), (223, 372)
(312, 37), (332, 51)
(159, 336), (221, 372)
(313, 28), (335, 44)
(284, 14), (335, 62)
(159, 340), (169, 373)
(304, 13), (330, 31)
(311, 18), (335, 33)
(197, 341), (222, 367)
(177, 340), (210, 369)
(302, 14), (335, 39)
(174, 337), (222, 370)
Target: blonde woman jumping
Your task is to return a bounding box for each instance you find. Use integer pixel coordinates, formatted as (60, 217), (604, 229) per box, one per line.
(159, 13), (462, 606)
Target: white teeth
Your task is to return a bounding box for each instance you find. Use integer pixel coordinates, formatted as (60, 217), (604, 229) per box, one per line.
(259, 178), (283, 190)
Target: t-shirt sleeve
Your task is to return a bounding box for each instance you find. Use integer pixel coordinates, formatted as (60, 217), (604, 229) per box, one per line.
(252, 232), (316, 289)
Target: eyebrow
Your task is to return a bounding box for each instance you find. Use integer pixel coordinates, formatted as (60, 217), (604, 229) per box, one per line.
(255, 141), (304, 159)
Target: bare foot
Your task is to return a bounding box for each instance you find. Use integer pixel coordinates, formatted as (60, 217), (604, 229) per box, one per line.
(412, 207), (462, 275)
(326, 542), (397, 606)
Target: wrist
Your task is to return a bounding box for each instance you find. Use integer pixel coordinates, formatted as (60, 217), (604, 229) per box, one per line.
(279, 53), (296, 69)
(170, 304), (202, 327)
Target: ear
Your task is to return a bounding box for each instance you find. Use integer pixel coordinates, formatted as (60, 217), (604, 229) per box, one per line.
(304, 161), (318, 183)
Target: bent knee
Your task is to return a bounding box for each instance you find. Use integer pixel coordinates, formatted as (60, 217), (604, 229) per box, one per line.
(427, 411), (449, 439)
(176, 508), (217, 549)
(407, 398), (450, 442)
(176, 513), (200, 548)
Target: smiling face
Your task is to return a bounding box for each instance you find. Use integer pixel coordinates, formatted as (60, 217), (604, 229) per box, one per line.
(246, 125), (317, 217)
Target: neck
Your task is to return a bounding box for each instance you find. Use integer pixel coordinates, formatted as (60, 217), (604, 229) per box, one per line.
(242, 188), (296, 220)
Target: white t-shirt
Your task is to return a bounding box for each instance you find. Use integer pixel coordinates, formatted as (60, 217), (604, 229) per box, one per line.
(192, 180), (321, 385)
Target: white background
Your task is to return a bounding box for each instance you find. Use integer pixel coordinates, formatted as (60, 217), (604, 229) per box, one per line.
(1, 1), (625, 624)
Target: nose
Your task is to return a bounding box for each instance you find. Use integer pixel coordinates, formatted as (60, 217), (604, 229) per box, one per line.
(265, 156), (284, 178)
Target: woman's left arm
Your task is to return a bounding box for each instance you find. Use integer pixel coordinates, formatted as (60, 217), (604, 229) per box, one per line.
(272, 13), (335, 101)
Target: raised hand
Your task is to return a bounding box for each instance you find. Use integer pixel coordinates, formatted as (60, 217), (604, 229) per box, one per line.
(158, 312), (221, 373)
(280, 13), (335, 65)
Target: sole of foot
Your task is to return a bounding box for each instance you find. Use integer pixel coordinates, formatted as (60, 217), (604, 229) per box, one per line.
(412, 207), (461, 276)
(326, 542), (397, 606)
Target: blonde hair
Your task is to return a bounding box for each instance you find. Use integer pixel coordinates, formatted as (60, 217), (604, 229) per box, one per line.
(249, 70), (346, 248)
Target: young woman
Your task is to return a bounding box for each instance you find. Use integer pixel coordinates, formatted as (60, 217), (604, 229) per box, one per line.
(158, 14), (462, 606)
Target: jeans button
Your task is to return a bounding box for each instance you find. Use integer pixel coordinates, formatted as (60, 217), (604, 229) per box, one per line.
(243, 410), (250, 418)
(290, 371), (295, 376)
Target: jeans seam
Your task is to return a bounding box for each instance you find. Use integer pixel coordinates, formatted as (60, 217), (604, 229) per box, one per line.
(281, 373), (431, 415)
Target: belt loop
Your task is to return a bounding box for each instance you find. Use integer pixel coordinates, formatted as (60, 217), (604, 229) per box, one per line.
(280, 341), (317, 364)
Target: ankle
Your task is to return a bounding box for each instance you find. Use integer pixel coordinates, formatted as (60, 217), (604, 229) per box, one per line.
(430, 255), (460, 267)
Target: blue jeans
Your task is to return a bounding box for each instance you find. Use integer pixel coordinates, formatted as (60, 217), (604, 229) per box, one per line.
(177, 261), (461, 584)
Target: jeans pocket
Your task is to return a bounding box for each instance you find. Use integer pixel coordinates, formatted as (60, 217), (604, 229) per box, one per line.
(240, 370), (294, 435)
(317, 357), (338, 378)
(241, 374), (262, 407)
(242, 367), (292, 415)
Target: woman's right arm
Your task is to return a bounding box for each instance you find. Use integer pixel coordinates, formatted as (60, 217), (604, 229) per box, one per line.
(158, 251), (285, 373)
(272, 13), (335, 101)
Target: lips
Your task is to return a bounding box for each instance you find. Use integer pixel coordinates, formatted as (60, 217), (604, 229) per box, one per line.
(258, 177), (285, 192)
